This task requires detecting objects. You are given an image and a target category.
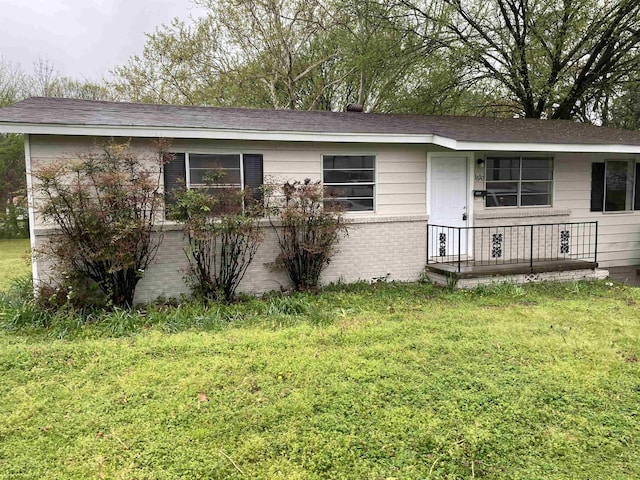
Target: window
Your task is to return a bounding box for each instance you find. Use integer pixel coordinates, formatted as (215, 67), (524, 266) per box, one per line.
(163, 152), (263, 215)
(323, 155), (375, 211)
(188, 153), (241, 190)
(591, 160), (640, 212)
(485, 156), (553, 207)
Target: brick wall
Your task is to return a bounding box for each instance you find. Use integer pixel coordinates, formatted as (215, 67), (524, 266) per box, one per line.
(137, 215), (429, 302)
(34, 215), (429, 304)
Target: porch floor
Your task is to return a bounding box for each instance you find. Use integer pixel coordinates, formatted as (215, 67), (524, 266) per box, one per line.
(425, 259), (598, 279)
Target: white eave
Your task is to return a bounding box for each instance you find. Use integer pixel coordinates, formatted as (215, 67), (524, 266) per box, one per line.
(455, 141), (640, 154)
(0, 122), (438, 144)
(2, 122), (640, 154)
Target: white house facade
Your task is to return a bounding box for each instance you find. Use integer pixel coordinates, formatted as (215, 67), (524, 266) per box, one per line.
(2, 98), (640, 300)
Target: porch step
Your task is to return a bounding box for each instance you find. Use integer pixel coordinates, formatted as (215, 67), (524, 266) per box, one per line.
(425, 259), (598, 279)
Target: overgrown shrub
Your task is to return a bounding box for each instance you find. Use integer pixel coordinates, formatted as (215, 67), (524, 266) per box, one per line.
(33, 139), (167, 308)
(265, 179), (348, 291)
(172, 178), (263, 303)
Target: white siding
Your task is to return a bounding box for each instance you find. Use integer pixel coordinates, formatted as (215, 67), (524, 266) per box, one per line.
(473, 151), (640, 267)
(559, 152), (640, 266)
(29, 135), (429, 223)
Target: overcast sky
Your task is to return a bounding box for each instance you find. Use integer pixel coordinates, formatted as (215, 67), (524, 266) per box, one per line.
(1, 0), (205, 80)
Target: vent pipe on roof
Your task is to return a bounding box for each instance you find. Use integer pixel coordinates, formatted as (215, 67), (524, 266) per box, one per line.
(345, 103), (364, 112)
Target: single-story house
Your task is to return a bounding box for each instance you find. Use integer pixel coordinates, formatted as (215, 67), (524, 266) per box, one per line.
(2, 97), (640, 300)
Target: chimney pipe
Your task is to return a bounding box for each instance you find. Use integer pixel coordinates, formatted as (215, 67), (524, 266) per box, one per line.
(345, 103), (363, 112)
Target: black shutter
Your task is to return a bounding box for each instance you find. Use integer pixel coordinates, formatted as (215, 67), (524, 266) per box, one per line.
(243, 154), (264, 207)
(590, 162), (605, 212)
(635, 163), (640, 211)
(163, 153), (186, 217)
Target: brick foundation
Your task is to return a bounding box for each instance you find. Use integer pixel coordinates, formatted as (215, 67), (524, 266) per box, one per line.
(33, 215), (429, 304)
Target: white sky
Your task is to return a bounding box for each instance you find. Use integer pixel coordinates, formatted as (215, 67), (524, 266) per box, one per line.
(1, 0), (205, 80)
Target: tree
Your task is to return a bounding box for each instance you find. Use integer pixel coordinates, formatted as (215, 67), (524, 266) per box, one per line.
(27, 58), (117, 100)
(401, 0), (640, 119)
(607, 79), (640, 130)
(33, 140), (167, 308)
(314, 0), (438, 112)
(0, 58), (27, 107)
(112, 17), (238, 105)
(0, 133), (27, 238)
(0, 134), (25, 205)
(0, 60), (26, 207)
(113, 0), (338, 110)
(207, 0), (339, 110)
(0, 59), (27, 236)
(110, 0), (509, 115)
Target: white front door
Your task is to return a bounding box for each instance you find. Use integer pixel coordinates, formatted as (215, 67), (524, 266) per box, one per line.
(429, 156), (469, 258)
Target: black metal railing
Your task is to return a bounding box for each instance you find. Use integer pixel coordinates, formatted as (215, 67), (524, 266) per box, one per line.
(427, 221), (598, 273)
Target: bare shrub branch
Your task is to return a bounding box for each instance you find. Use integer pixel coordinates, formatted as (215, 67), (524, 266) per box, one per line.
(265, 178), (349, 291)
(171, 173), (264, 303)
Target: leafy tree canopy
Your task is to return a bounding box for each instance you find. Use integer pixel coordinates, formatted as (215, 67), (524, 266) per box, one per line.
(112, 0), (640, 126)
(112, 0), (472, 113)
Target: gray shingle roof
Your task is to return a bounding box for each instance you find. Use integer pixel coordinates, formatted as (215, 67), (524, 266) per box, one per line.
(2, 96), (640, 146)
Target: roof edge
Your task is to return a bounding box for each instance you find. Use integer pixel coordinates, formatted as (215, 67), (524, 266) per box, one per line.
(0, 122), (438, 144)
(3, 122), (640, 153)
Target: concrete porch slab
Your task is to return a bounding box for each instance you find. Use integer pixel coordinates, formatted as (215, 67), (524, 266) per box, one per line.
(425, 265), (609, 289)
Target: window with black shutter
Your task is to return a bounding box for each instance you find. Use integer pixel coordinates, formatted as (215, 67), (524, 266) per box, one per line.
(591, 160), (639, 212)
(164, 152), (263, 217)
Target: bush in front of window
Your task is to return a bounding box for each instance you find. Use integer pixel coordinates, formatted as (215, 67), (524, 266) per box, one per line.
(171, 174), (264, 303)
(33, 139), (168, 309)
(265, 179), (349, 292)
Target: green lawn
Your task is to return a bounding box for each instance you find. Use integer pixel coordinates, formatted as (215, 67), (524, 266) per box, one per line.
(1, 281), (639, 479)
(0, 238), (31, 290)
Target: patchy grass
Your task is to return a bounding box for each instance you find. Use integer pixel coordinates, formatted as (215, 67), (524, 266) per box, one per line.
(0, 238), (31, 290)
(1, 280), (640, 479)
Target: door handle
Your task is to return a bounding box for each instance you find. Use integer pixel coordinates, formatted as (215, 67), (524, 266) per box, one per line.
(462, 213), (468, 221)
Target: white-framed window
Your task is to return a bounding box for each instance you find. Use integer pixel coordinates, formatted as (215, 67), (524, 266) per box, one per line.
(322, 154), (375, 212)
(485, 156), (553, 207)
